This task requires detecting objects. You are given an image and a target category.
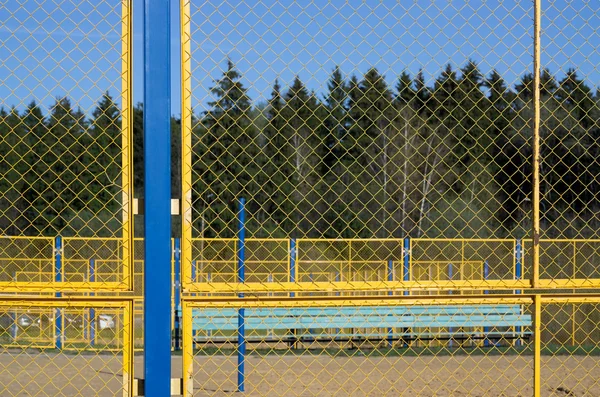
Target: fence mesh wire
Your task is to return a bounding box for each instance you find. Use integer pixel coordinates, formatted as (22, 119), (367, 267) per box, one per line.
(183, 298), (536, 396)
(0, 299), (133, 396)
(0, 0), (134, 290)
(181, 0), (600, 290)
(2, 0), (600, 395)
(0, 1), (135, 396)
(179, 1), (600, 396)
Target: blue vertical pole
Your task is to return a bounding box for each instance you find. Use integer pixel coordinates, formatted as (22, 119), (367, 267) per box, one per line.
(90, 259), (95, 347)
(484, 260), (489, 347)
(515, 239), (522, 346)
(55, 236), (62, 350)
(448, 263), (454, 348)
(191, 259), (198, 339)
(403, 238), (410, 347)
(11, 272), (17, 341)
(484, 260), (489, 281)
(334, 271), (340, 337)
(143, 0), (171, 393)
(516, 239), (522, 288)
(237, 198), (246, 392)
(174, 238), (181, 351)
(387, 259), (393, 347)
(289, 238), (296, 298)
(403, 238), (410, 293)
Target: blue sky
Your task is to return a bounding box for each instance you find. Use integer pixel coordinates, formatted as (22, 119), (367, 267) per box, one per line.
(1, 0), (598, 117)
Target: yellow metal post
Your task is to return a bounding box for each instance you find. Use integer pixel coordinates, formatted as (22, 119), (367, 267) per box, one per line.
(123, 300), (134, 397)
(533, 294), (541, 397)
(531, 0), (541, 288)
(181, 0), (193, 290)
(121, 0), (134, 291)
(182, 300), (194, 396)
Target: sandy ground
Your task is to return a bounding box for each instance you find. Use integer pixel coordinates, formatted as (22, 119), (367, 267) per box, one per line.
(0, 352), (599, 396)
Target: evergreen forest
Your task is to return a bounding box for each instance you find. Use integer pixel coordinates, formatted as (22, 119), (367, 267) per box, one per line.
(1, 60), (599, 239)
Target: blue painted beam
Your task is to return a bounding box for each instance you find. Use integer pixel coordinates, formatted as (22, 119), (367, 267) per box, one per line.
(289, 238), (296, 298)
(237, 198), (246, 392)
(89, 258), (95, 347)
(174, 238), (181, 351)
(143, 0), (171, 394)
(55, 236), (62, 350)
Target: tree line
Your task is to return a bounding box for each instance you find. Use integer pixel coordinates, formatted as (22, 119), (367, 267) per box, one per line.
(1, 60), (599, 238)
(194, 60), (600, 239)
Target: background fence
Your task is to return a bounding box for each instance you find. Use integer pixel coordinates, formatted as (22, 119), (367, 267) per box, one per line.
(1, 0), (134, 395)
(1, 0), (599, 396)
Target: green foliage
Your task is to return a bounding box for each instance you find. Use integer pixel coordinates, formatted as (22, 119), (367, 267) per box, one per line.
(193, 60), (257, 237)
(1, 61), (598, 239)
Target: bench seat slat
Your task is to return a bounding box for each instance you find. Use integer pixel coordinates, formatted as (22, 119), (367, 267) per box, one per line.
(193, 315), (532, 331)
(193, 331), (534, 341)
(187, 305), (524, 319)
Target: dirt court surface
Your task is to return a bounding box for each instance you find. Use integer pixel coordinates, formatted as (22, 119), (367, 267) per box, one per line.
(0, 352), (599, 396)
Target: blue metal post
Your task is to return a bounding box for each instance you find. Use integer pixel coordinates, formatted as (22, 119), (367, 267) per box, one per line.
(90, 259), (95, 347)
(403, 238), (410, 347)
(289, 238), (296, 298)
(515, 239), (523, 346)
(55, 236), (62, 350)
(448, 263), (454, 348)
(143, 0), (171, 393)
(387, 259), (393, 347)
(191, 259), (198, 339)
(334, 271), (340, 337)
(516, 239), (522, 288)
(403, 238), (410, 293)
(484, 260), (489, 347)
(484, 260), (489, 282)
(237, 198), (246, 392)
(10, 308), (17, 341)
(11, 272), (17, 341)
(174, 238), (181, 351)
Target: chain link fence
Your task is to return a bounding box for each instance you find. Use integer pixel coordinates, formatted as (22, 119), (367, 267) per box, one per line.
(181, 0), (600, 289)
(0, 0), (134, 291)
(0, 0), (135, 395)
(2, 0), (600, 395)
(179, 1), (600, 396)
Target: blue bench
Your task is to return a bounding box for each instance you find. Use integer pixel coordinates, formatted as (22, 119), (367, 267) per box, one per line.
(189, 304), (532, 345)
(183, 304), (532, 393)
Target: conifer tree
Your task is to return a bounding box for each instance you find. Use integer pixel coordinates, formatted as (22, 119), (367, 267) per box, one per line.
(350, 68), (396, 237)
(88, 92), (121, 233)
(282, 76), (324, 236)
(414, 69), (430, 116)
(322, 67), (349, 236)
(197, 60), (255, 237)
(395, 70), (415, 106)
(261, 79), (292, 235)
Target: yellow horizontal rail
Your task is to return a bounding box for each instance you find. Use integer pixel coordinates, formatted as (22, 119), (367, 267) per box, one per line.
(0, 281), (129, 292)
(297, 238), (404, 242)
(183, 294), (535, 308)
(183, 279), (531, 293)
(0, 297), (133, 308)
(411, 260), (483, 264)
(537, 279), (600, 288)
(298, 260), (386, 264)
(182, 292), (600, 307)
(411, 238), (515, 242)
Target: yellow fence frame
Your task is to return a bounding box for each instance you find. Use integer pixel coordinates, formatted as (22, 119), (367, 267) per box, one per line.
(121, 0), (135, 292)
(181, 293), (600, 397)
(0, 297), (134, 397)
